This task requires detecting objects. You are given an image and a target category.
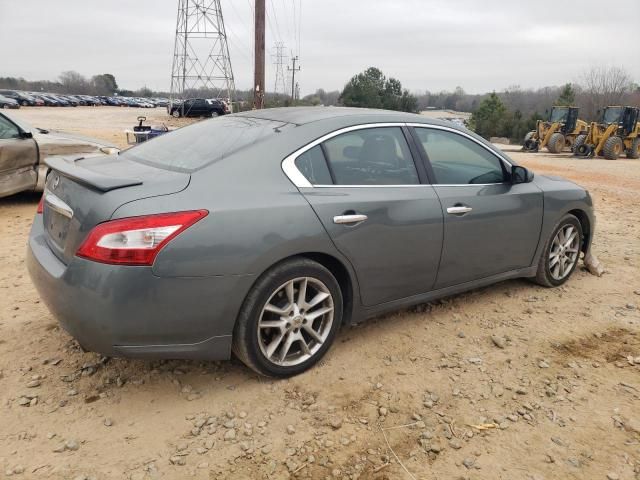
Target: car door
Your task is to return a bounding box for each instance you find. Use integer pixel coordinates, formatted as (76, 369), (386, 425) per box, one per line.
(0, 113), (38, 198)
(289, 125), (444, 306)
(192, 99), (207, 116)
(410, 125), (543, 289)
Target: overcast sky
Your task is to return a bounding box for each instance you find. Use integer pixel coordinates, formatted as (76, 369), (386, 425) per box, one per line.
(1, 0), (638, 95)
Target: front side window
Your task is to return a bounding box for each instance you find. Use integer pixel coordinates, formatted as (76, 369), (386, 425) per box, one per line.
(414, 128), (507, 185)
(321, 127), (419, 185)
(0, 115), (19, 140)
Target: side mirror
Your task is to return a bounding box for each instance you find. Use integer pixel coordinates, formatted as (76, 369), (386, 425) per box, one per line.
(19, 130), (33, 139)
(511, 165), (533, 184)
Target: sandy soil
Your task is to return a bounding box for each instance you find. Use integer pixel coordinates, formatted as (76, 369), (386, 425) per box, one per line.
(1, 107), (639, 480)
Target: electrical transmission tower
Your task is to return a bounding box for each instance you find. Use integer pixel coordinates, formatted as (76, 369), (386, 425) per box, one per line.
(170, 0), (235, 108)
(272, 42), (288, 96)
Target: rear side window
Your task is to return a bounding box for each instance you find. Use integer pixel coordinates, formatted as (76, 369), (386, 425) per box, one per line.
(322, 127), (419, 185)
(414, 128), (507, 184)
(122, 116), (289, 172)
(294, 145), (332, 185)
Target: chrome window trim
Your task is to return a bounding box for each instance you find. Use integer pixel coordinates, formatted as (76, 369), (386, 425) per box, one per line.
(282, 122), (416, 188)
(281, 122), (514, 188)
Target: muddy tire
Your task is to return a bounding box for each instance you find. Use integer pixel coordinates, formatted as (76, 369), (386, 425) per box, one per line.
(232, 258), (343, 377)
(533, 214), (583, 288)
(602, 136), (623, 160)
(547, 133), (565, 153)
(627, 138), (640, 159)
(572, 134), (587, 154)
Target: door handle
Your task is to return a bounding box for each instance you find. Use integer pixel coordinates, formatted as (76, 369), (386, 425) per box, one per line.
(333, 214), (368, 225)
(446, 205), (472, 215)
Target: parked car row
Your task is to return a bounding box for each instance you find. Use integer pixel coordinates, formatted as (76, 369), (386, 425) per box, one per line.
(0, 89), (168, 109)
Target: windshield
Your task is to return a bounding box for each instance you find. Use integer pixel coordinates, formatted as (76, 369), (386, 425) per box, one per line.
(122, 116), (291, 172)
(602, 107), (623, 124)
(549, 107), (569, 123)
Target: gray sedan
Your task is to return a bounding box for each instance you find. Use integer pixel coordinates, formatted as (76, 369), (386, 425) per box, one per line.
(27, 107), (594, 377)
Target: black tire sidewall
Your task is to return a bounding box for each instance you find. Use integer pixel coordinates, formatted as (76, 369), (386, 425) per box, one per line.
(541, 215), (583, 287)
(236, 260), (343, 377)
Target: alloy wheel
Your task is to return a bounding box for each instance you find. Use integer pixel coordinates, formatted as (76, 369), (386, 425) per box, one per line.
(549, 224), (580, 280)
(257, 277), (334, 367)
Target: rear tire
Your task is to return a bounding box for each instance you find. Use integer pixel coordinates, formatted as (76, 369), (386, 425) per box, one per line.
(232, 258), (343, 377)
(572, 134), (587, 154)
(533, 214), (583, 288)
(547, 133), (565, 153)
(627, 138), (640, 159)
(602, 136), (623, 160)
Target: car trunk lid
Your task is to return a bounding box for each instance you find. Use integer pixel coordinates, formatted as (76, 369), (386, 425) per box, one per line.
(42, 154), (190, 264)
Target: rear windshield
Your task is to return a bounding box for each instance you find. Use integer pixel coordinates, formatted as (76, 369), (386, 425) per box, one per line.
(122, 116), (289, 172)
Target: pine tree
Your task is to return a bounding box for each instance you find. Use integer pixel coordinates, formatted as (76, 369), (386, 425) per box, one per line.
(556, 83), (576, 106)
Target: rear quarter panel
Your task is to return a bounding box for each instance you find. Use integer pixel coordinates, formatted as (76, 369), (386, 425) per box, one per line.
(111, 137), (357, 280)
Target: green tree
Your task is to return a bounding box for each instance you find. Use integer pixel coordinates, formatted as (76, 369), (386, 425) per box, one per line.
(556, 83), (576, 106)
(340, 67), (418, 113)
(468, 92), (507, 138)
(91, 73), (119, 95)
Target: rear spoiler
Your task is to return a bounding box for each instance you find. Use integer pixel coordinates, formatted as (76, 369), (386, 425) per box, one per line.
(45, 156), (143, 192)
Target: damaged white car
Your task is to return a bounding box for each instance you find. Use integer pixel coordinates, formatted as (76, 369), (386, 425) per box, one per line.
(0, 111), (118, 198)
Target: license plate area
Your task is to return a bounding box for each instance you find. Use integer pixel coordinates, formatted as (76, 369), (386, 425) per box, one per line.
(44, 207), (71, 250)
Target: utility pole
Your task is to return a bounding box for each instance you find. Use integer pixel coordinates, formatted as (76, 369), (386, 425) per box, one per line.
(253, 0), (266, 109)
(288, 55), (300, 101)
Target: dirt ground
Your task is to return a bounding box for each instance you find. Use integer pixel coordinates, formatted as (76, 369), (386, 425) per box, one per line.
(1, 107), (639, 480)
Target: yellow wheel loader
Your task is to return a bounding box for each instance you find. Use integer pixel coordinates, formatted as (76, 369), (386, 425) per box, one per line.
(522, 106), (588, 153)
(574, 106), (640, 160)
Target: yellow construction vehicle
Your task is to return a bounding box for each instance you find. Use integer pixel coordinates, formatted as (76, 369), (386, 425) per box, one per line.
(574, 106), (640, 160)
(522, 106), (588, 153)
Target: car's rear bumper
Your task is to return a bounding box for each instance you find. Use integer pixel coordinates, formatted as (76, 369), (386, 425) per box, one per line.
(27, 216), (255, 360)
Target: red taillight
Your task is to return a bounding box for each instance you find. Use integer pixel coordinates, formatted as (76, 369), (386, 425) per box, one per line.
(76, 210), (208, 266)
(36, 195), (44, 214)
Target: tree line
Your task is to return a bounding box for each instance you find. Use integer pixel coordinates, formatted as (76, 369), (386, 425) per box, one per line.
(2, 66), (637, 143)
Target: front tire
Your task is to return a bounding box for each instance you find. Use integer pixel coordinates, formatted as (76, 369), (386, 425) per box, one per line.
(547, 133), (565, 153)
(627, 138), (640, 159)
(533, 214), (583, 287)
(572, 134), (587, 154)
(602, 136), (623, 160)
(232, 258), (343, 377)
(171, 109), (181, 118)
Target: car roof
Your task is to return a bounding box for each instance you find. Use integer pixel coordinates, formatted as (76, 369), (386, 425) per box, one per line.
(232, 106), (453, 128)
